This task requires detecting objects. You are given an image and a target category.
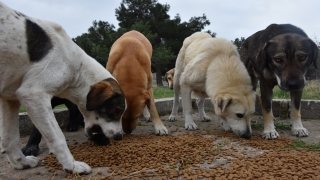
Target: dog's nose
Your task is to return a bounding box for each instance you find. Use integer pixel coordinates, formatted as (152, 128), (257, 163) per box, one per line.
(241, 131), (252, 139)
(286, 79), (304, 90)
(169, 86), (173, 90)
(113, 133), (123, 140)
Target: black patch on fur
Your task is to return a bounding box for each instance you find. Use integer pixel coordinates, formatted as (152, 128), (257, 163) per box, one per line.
(25, 19), (53, 62)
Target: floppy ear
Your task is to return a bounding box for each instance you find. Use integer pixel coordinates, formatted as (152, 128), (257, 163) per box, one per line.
(255, 41), (272, 72)
(86, 81), (114, 111)
(163, 73), (168, 82)
(215, 95), (232, 113)
(308, 39), (318, 69)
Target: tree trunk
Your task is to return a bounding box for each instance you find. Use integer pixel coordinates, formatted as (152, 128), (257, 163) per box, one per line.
(155, 64), (163, 86)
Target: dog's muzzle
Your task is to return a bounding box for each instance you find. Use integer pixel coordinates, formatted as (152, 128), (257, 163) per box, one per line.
(87, 125), (123, 145)
(281, 78), (305, 91)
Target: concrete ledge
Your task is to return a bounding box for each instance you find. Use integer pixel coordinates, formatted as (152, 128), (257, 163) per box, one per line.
(19, 98), (320, 134)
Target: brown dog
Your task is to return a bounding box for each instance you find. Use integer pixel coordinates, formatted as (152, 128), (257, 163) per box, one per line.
(164, 68), (175, 89)
(107, 30), (168, 135)
(241, 24), (318, 140)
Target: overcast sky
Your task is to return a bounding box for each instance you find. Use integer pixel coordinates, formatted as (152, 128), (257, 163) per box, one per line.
(2, 0), (320, 41)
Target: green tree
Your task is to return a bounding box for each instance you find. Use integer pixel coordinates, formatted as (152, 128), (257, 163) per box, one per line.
(73, 20), (117, 65)
(115, 0), (214, 85)
(232, 37), (246, 52)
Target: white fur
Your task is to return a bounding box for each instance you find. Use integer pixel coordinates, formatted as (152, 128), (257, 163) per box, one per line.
(168, 32), (256, 138)
(0, 2), (123, 174)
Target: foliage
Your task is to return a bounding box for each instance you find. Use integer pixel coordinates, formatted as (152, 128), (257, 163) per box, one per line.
(115, 0), (214, 85)
(72, 0), (215, 85)
(232, 37), (246, 52)
(72, 20), (117, 65)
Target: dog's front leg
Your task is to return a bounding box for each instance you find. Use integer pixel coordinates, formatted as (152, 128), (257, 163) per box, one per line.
(16, 90), (91, 174)
(260, 80), (279, 139)
(0, 99), (39, 169)
(181, 84), (198, 130)
(147, 88), (168, 135)
(196, 97), (211, 122)
(290, 91), (309, 137)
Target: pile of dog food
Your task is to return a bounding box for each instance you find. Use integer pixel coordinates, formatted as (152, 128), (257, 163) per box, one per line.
(41, 131), (320, 179)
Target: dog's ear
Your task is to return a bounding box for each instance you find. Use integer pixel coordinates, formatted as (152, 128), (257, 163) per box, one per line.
(163, 73), (168, 82)
(256, 41), (272, 72)
(308, 39), (318, 69)
(86, 81), (114, 111)
(215, 95), (232, 112)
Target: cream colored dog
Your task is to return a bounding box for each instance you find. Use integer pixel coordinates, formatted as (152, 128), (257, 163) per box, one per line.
(107, 30), (168, 135)
(168, 32), (256, 138)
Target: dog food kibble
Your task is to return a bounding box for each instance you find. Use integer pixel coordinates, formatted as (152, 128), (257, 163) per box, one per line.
(41, 132), (320, 179)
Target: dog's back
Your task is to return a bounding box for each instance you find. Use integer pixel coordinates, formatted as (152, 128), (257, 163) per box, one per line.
(170, 32), (255, 138)
(107, 30), (168, 135)
(107, 30), (152, 90)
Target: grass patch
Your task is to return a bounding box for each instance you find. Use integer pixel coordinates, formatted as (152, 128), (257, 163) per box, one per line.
(257, 80), (320, 100)
(19, 104), (66, 113)
(153, 86), (174, 99)
(285, 140), (320, 151)
(251, 122), (291, 131)
(17, 80), (320, 113)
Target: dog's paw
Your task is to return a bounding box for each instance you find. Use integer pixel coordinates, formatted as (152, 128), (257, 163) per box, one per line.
(21, 145), (40, 156)
(201, 115), (211, 122)
(64, 161), (92, 175)
(154, 125), (169, 136)
(185, 123), (198, 131)
(13, 156), (39, 170)
(144, 116), (152, 122)
(168, 115), (178, 122)
(262, 130), (280, 140)
(292, 127), (309, 137)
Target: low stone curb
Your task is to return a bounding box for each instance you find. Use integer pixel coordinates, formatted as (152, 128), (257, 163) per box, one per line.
(18, 98), (320, 134)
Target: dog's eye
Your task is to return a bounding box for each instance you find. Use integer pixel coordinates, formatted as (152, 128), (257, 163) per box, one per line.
(299, 55), (307, 61)
(168, 77), (171, 80)
(273, 57), (282, 63)
(236, 113), (244, 118)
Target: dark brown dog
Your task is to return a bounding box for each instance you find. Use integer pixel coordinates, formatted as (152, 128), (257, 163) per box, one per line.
(241, 24), (318, 140)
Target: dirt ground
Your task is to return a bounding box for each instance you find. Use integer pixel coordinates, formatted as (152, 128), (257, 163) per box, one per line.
(0, 111), (319, 180)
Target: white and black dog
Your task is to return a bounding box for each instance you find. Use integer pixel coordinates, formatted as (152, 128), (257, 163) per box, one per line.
(0, 2), (126, 175)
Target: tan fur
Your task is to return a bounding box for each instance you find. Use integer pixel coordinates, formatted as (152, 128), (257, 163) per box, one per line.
(164, 68), (175, 89)
(107, 30), (168, 135)
(169, 32), (256, 138)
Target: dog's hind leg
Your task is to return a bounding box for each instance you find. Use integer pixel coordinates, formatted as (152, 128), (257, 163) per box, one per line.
(290, 91), (309, 137)
(196, 97), (211, 122)
(16, 88), (91, 174)
(0, 99), (39, 169)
